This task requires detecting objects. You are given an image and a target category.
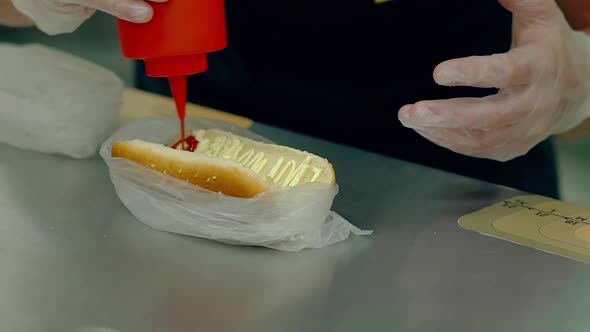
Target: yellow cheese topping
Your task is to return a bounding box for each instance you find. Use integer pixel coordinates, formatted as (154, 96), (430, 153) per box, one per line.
(194, 131), (323, 187)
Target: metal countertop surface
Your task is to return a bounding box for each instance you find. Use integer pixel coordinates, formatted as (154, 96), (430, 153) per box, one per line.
(1, 123), (589, 332)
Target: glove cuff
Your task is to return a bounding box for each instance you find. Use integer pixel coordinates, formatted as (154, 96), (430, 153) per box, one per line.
(11, 0), (96, 35)
(553, 31), (590, 135)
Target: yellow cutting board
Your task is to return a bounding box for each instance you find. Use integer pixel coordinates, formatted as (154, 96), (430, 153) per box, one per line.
(460, 195), (590, 264)
(118, 87), (253, 128)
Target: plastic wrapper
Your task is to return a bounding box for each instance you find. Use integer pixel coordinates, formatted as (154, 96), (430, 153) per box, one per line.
(100, 116), (372, 251)
(0, 43), (123, 159)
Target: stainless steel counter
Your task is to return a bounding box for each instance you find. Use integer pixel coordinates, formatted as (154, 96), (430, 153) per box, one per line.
(1, 123), (589, 332)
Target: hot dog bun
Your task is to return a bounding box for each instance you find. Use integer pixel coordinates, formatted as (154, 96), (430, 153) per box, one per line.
(111, 129), (335, 198)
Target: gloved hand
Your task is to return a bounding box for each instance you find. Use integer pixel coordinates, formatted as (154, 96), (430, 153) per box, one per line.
(11, 0), (167, 35)
(398, 0), (590, 162)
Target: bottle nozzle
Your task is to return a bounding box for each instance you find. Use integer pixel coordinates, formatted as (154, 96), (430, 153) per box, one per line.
(144, 54), (208, 77)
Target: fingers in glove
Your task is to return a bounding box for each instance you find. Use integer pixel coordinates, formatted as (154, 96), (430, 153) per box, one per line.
(398, 87), (533, 130)
(413, 127), (531, 162)
(497, 0), (558, 26)
(416, 126), (514, 150)
(411, 128), (499, 159)
(433, 47), (539, 88)
(71, 0), (166, 23)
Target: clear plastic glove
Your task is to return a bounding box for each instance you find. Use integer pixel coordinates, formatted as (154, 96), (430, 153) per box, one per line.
(11, 0), (166, 35)
(398, 0), (590, 162)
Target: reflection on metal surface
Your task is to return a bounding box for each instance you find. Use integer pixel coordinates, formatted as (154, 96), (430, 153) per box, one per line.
(0, 313), (46, 332)
(3, 123), (590, 332)
(113, 224), (371, 331)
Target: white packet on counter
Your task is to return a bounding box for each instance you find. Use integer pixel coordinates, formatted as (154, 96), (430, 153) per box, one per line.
(100, 116), (372, 251)
(0, 43), (123, 159)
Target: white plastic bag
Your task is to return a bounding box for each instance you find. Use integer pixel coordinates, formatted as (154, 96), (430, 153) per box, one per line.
(0, 43), (123, 159)
(100, 116), (372, 251)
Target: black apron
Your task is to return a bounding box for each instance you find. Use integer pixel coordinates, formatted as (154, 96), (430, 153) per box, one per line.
(136, 0), (559, 198)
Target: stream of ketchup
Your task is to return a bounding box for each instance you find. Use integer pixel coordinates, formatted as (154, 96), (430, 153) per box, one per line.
(168, 75), (188, 150)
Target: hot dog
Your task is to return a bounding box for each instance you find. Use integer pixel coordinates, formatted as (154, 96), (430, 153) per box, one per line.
(111, 128), (336, 198)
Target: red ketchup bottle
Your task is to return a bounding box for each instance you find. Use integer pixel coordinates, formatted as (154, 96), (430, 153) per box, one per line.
(116, 0), (228, 149)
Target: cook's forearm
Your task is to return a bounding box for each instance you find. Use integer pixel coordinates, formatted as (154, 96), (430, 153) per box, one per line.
(0, 0), (33, 27)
